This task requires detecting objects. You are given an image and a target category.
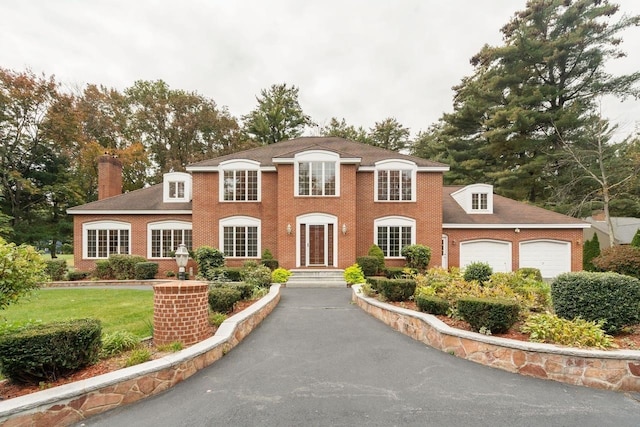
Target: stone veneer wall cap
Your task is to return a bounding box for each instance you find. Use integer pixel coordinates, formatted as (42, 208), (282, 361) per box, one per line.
(352, 285), (640, 361)
(0, 284), (281, 419)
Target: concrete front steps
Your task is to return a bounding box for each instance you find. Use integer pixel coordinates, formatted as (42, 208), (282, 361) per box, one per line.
(286, 269), (347, 288)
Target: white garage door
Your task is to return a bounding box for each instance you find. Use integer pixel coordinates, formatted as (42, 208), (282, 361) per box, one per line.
(519, 240), (571, 278)
(460, 240), (512, 273)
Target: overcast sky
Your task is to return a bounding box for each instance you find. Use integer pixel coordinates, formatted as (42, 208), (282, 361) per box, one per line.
(3, 0), (640, 139)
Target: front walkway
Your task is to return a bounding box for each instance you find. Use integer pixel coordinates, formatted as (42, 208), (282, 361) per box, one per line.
(81, 288), (640, 426)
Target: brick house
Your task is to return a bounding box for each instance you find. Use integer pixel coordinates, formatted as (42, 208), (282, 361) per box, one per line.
(68, 137), (588, 278)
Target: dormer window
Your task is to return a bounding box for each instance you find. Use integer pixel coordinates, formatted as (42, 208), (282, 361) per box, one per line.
(169, 181), (185, 199)
(374, 160), (416, 202)
(163, 172), (191, 203)
(451, 184), (493, 214)
(472, 193), (488, 211)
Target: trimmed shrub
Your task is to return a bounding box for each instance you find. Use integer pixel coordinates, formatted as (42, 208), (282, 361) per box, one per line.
(383, 267), (407, 279)
(194, 246), (225, 279)
(344, 264), (365, 285)
(401, 244), (431, 272)
(551, 272), (640, 333)
(368, 244), (385, 272)
(365, 276), (386, 292)
(101, 331), (140, 357)
(208, 287), (242, 313)
(0, 319), (102, 384)
(592, 245), (640, 279)
(583, 234), (601, 271)
(94, 260), (112, 279)
(272, 267), (292, 284)
(632, 229), (640, 248)
(415, 295), (449, 315)
(241, 263), (272, 288)
(108, 254), (147, 280)
(45, 259), (68, 281)
(521, 313), (613, 349)
(517, 267), (543, 282)
(261, 259), (279, 271)
(457, 297), (520, 334)
(260, 248), (278, 270)
(463, 262), (493, 285)
(134, 262), (158, 280)
(356, 256), (380, 277)
(378, 278), (417, 302)
(225, 282), (254, 300)
(67, 270), (89, 281)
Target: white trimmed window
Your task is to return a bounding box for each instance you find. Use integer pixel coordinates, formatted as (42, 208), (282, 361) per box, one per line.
(295, 151), (339, 197)
(374, 216), (416, 258)
(220, 216), (260, 258)
(163, 172), (192, 203)
(148, 221), (193, 258)
(168, 181), (185, 199)
(374, 160), (416, 202)
(83, 221), (130, 259)
(219, 160), (261, 202)
(472, 193), (488, 210)
(223, 170), (258, 201)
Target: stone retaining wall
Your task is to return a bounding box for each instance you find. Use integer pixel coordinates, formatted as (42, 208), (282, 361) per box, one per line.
(352, 285), (640, 392)
(0, 285), (281, 427)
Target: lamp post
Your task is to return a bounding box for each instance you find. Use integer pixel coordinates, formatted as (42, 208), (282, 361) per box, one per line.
(175, 243), (189, 280)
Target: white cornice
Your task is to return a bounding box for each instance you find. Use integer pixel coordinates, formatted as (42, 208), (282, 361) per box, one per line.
(443, 223), (590, 229)
(67, 210), (193, 215)
(186, 166), (277, 172)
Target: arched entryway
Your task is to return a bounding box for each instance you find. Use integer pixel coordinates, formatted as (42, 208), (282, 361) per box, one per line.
(296, 213), (338, 267)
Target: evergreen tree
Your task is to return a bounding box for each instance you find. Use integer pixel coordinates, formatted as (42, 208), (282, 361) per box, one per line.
(418, 0), (640, 204)
(631, 229), (640, 248)
(583, 233), (601, 271)
(242, 83), (313, 145)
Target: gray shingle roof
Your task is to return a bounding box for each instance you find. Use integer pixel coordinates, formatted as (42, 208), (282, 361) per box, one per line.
(187, 137), (447, 169)
(443, 186), (587, 226)
(67, 184), (192, 213)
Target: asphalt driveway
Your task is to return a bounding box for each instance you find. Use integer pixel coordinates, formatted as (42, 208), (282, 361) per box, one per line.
(78, 288), (640, 426)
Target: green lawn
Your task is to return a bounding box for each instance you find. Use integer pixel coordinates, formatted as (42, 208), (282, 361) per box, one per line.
(42, 253), (74, 269)
(1, 288), (153, 337)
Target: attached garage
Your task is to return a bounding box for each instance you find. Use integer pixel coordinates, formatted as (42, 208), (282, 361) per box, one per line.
(519, 240), (571, 278)
(459, 240), (512, 273)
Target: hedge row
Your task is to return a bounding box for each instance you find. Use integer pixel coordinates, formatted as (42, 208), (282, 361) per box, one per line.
(551, 272), (640, 333)
(0, 319), (102, 384)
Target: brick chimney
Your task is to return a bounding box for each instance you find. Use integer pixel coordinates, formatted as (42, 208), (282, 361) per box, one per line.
(98, 154), (123, 200)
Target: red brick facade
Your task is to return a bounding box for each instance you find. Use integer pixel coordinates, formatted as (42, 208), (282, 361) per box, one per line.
(69, 138), (586, 278)
(443, 228), (584, 273)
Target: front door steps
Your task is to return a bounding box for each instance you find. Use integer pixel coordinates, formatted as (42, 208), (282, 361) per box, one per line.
(286, 269), (347, 288)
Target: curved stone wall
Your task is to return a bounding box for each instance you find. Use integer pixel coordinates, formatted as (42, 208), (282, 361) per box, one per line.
(0, 285), (281, 426)
(352, 285), (640, 392)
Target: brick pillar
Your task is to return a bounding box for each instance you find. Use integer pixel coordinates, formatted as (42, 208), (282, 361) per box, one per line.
(153, 281), (210, 346)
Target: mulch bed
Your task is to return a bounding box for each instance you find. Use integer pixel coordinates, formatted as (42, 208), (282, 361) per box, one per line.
(388, 300), (640, 350)
(0, 299), (258, 401)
